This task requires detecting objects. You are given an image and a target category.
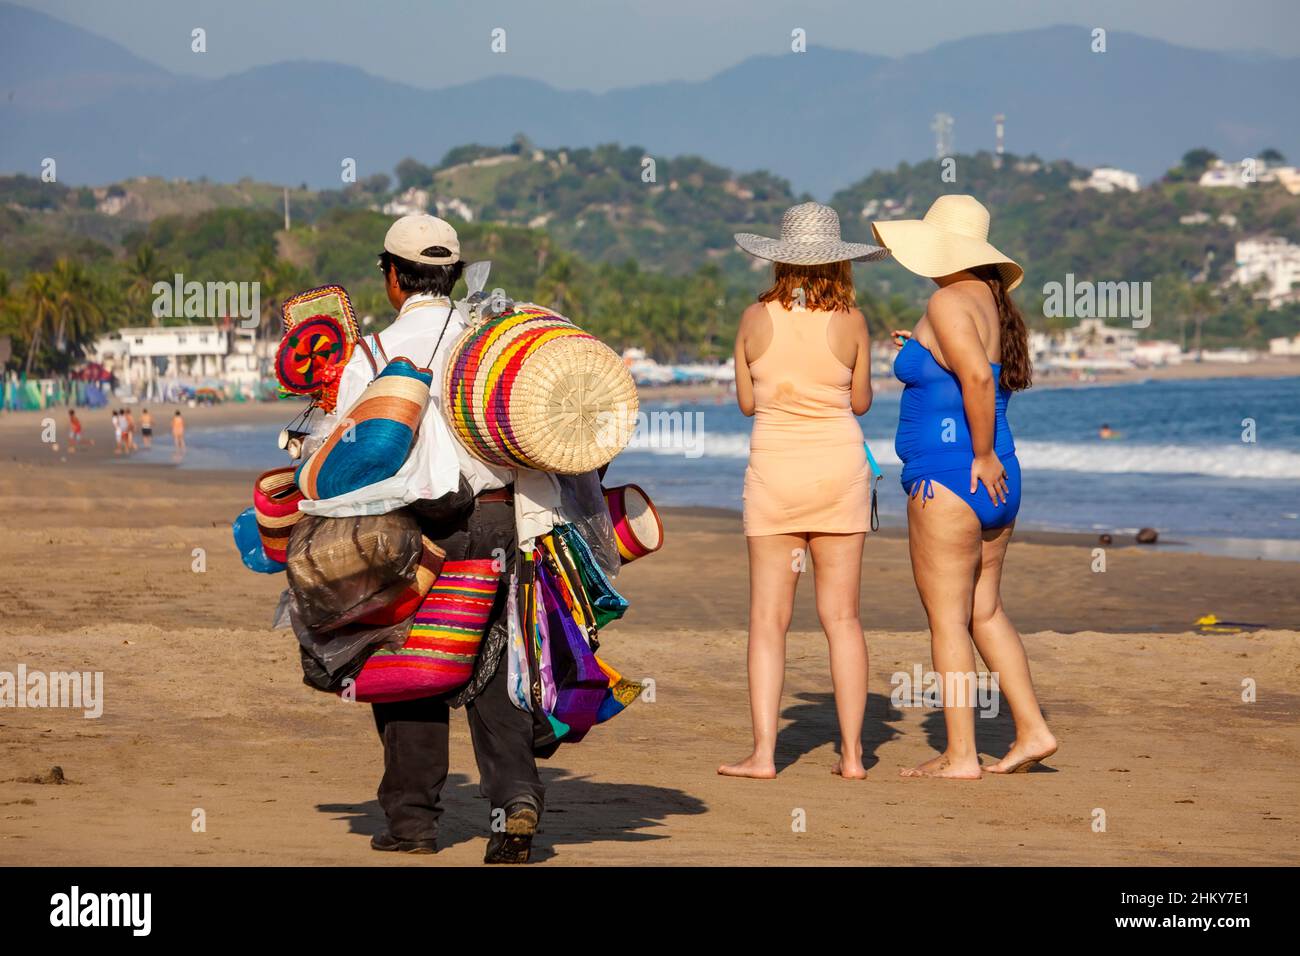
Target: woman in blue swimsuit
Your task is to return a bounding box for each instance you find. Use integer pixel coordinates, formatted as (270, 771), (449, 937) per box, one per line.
(874, 195), (1057, 778)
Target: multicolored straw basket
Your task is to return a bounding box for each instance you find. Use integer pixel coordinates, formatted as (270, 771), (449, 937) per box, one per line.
(603, 483), (664, 562)
(295, 357), (431, 500)
(253, 467), (305, 563)
(443, 305), (639, 474)
(350, 559), (501, 703)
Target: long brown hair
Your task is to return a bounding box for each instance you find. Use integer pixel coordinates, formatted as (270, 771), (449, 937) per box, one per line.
(758, 260), (856, 312)
(970, 264), (1031, 391)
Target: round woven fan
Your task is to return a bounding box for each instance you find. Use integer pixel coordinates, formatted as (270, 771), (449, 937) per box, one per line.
(275, 314), (349, 394)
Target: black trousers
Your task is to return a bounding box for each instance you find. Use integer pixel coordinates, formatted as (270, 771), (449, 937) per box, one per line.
(371, 497), (543, 842)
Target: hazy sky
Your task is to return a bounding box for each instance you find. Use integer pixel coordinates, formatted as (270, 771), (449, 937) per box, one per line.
(17, 0), (1300, 91)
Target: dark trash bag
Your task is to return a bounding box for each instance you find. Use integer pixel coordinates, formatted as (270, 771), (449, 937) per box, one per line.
(295, 606), (415, 693)
(285, 510), (425, 632)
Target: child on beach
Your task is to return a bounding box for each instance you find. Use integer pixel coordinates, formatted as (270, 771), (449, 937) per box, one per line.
(112, 410), (123, 455)
(141, 409), (153, 448)
(67, 410), (86, 453)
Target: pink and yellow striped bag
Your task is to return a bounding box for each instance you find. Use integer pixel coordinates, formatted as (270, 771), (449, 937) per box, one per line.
(349, 559), (500, 703)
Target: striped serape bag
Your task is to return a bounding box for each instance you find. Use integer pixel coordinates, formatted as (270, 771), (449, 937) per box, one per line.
(349, 558), (501, 703)
(295, 334), (433, 501)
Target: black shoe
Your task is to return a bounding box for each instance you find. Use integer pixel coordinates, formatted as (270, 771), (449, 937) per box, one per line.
(483, 802), (539, 864)
(370, 830), (437, 854)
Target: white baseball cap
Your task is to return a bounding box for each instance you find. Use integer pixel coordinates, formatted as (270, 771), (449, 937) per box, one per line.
(383, 214), (461, 265)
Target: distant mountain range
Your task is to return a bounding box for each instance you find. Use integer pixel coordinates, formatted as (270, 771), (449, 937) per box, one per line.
(2, 2), (1298, 196)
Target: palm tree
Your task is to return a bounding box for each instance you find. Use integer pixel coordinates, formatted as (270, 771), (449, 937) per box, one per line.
(124, 245), (163, 323)
(49, 260), (107, 362)
(21, 272), (58, 375)
(535, 252), (582, 316)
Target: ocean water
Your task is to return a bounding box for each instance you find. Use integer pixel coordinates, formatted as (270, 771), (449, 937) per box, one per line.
(163, 376), (1300, 558)
(602, 376), (1300, 558)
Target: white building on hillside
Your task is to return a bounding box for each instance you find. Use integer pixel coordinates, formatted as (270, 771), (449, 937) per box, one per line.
(1078, 166), (1140, 193)
(1199, 160), (1247, 188)
(1231, 237), (1300, 308)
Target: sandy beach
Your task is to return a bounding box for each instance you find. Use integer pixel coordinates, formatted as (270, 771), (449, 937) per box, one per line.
(1, 404), (1298, 866)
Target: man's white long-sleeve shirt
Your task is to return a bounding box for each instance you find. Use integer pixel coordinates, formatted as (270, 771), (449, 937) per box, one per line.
(298, 292), (511, 517)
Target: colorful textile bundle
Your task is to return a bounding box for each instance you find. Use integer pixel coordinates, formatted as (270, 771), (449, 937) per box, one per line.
(350, 559), (501, 703)
(253, 467), (305, 563)
(604, 483), (664, 563)
(537, 567), (608, 742)
(509, 527), (644, 749)
(444, 305), (639, 474)
(556, 523), (627, 628)
(595, 657), (643, 723)
(295, 351), (432, 500)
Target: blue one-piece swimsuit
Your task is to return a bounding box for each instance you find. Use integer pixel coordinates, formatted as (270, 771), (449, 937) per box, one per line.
(893, 337), (1021, 530)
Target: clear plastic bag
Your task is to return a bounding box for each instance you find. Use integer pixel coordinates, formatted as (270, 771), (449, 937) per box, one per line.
(557, 471), (621, 578)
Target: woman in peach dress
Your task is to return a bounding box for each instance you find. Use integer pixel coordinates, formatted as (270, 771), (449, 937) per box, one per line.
(720, 203), (888, 780)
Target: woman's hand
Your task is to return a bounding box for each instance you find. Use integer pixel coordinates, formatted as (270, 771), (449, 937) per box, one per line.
(889, 329), (912, 350)
(970, 452), (1008, 505)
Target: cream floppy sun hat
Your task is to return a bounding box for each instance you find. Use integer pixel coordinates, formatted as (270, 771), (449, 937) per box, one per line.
(735, 202), (888, 265)
(871, 194), (1023, 291)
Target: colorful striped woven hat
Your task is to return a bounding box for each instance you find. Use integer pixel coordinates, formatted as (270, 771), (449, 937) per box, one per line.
(350, 559), (500, 703)
(252, 467), (305, 563)
(295, 357), (432, 500)
(444, 305), (639, 474)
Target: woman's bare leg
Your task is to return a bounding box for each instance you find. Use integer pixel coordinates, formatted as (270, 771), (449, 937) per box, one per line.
(719, 532), (805, 778)
(808, 532), (869, 778)
(970, 523), (1058, 772)
(901, 482), (983, 779)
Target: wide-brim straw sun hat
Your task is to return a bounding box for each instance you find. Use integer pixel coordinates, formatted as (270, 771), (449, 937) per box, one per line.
(871, 194), (1023, 290)
(734, 202), (888, 265)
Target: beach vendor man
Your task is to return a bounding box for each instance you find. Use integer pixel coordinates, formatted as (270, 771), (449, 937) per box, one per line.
(324, 215), (545, 863)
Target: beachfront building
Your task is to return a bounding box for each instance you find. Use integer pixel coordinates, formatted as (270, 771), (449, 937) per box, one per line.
(1033, 319), (1181, 373)
(1231, 236), (1300, 308)
(1270, 332), (1300, 356)
(91, 324), (274, 397)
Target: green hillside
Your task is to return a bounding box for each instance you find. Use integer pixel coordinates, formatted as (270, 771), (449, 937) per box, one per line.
(2, 143), (1298, 374)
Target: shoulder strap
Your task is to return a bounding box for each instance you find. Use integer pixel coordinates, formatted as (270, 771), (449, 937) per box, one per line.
(355, 335), (379, 378)
(423, 305), (457, 369)
(372, 332), (390, 365)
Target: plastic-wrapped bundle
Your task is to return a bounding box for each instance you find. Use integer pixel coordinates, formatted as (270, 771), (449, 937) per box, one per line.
(285, 510), (425, 632)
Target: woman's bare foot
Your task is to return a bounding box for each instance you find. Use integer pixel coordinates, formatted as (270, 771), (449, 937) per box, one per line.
(983, 732), (1058, 774)
(718, 754), (777, 779)
(899, 752), (982, 779)
(831, 758), (867, 780)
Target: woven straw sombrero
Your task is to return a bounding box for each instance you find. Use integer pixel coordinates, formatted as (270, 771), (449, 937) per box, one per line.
(735, 202), (888, 265)
(445, 304), (638, 474)
(871, 194), (1023, 291)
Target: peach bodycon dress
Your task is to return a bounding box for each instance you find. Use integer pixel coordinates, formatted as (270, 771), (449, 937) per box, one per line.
(743, 301), (870, 536)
